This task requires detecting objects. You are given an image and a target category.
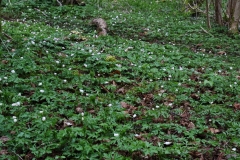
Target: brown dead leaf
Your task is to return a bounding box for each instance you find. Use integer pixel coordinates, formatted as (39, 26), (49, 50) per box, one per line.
(152, 117), (165, 123)
(196, 43), (203, 48)
(116, 87), (126, 94)
(120, 102), (128, 108)
(88, 109), (96, 114)
(182, 101), (191, 108)
(135, 133), (146, 141)
(189, 150), (202, 158)
(158, 89), (166, 94)
(75, 107), (83, 113)
(180, 111), (189, 118)
(209, 128), (221, 134)
(234, 103), (240, 110)
(0, 150), (8, 155)
(191, 93), (200, 100)
(216, 152), (224, 160)
(0, 136), (10, 143)
(123, 110), (129, 115)
(31, 83), (36, 88)
(112, 80), (117, 86)
(188, 122), (196, 129)
(217, 51), (226, 55)
(190, 73), (200, 81)
(25, 152), (34, 160)
(150, 136), (161, 146)
(110, 70), (121, 76)
(1, 60), (8, 64)
(120, 102), (137, 114)
(141, 94), (154, 107)
(63, 119), (75, 128)
(58, 52), (67, 57)
(163, 101), (173, 107)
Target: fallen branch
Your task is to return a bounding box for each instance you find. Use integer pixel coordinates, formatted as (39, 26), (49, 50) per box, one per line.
(34, 8), (48, 17)
(56, 0), (63, 6)
(200, 26), (214, 37)
(3, 32), (13, 40)
(187, 3), (206, 14)
(100, 84), (109, 93)
(11, 151), (23, 160)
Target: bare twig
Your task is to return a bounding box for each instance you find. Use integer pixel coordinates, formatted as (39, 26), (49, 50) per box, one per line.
(56, 0), (62, 6)
(188, 3), (206, 14)
(11, 151), (23, 160)
(8, 0), (12, 5)
(3, 32), (13, 40)
(34, 8), (48, 17)
(100, 84), (109, 93)
(200, 26), (214, 37)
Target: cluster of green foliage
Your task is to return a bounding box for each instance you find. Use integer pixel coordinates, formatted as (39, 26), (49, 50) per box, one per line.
(0, 0), (240, 159)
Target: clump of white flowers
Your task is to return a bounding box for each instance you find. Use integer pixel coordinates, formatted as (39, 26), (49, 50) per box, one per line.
(42, 117), (46, 121)
(12, 102), (20, 106)
(81, 112), (84, 120)
(133, 114), (137, 118)
(114, 133), (119, 137)
(13, 116), (18, 122)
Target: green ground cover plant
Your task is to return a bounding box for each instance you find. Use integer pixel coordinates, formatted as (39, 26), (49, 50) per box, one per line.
(0, 0), (240, 159)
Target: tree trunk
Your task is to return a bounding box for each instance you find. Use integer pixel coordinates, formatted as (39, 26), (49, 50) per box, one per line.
(206, 0), (211, 28)
(0, 0), (2, 36)
(215, 0), (223, 26)
(227, 0), (240, 33)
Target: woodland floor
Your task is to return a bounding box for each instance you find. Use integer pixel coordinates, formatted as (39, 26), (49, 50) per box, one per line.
(0, 1), (240, 159)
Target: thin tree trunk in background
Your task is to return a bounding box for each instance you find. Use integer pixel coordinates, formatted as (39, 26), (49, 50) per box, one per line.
(227, 0), (240, 33)
(215, 0), (223, 25)
(0, 0), (2, 36)
(206, 0), (211, 28)
(206, 0), (210, 28)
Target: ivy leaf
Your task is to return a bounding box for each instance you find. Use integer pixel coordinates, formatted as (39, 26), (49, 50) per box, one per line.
(204, 80), (213, 87)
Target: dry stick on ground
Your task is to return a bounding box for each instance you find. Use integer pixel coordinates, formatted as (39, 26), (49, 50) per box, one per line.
(34, 8), (48, 16)
(187, 3), (206, 14)
(56, 0), (63, 6)
(200, 26), (214, 36)
(11, 151), (23, 160)
(3, 32), (12, 40)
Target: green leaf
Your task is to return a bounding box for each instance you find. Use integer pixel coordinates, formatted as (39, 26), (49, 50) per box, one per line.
(204, 80), (213, 87)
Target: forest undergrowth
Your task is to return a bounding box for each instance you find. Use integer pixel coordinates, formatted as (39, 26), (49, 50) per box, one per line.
(0, 0), (240, 159)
